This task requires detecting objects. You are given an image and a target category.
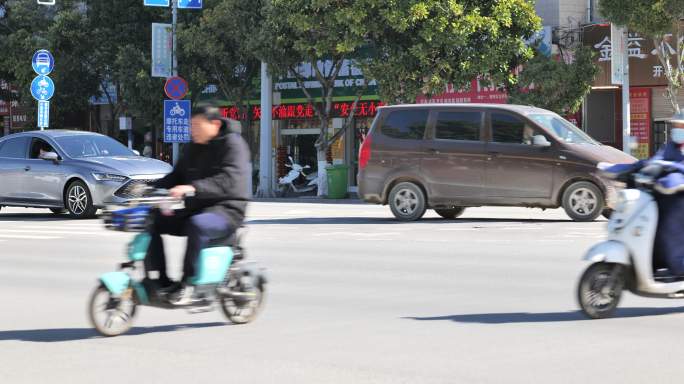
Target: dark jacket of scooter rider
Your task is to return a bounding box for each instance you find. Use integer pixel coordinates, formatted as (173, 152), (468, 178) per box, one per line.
(652, 113), (684, 275)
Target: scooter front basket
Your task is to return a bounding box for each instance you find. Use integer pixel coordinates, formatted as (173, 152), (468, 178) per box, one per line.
(103, 206), (151, 232)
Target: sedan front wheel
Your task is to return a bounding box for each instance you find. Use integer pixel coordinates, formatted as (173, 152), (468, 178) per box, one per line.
(65, 181), (97, 219)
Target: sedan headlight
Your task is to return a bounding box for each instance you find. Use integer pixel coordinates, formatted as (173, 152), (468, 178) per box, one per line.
(92, 173), (128, 182)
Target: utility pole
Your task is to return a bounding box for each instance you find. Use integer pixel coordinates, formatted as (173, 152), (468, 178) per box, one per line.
(171, 0), (179, 165)
(256, 62), (274, 197)
(621, 29), (631, 155)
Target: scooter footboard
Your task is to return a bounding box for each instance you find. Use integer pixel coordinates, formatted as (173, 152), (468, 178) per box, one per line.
(99, 272), (132, 295)
(583, 241), (631, 265)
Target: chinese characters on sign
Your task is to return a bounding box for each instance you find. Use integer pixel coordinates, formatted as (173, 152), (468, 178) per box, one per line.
(220, 101), (384, 121)
(630, 88), (652, 160)
(591, 29), (684, 82)
(163, 100), (191, 143)
(416, 79), (508, 104)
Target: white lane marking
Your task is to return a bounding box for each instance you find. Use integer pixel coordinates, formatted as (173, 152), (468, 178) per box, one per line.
(0, 229), (111, 236)
(311, 231), (398, 238)
(0, 234), (61, 239)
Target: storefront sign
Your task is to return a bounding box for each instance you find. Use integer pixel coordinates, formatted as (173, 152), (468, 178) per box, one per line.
(416, 79), (508, 104)
(584, 24), (670, 87)
(630, 87), (652, 159)
(220, 100), (384, 121)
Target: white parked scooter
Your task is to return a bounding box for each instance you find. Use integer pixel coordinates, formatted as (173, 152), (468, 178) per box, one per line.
(277, 156), (318, 196)
(577, 160), (684, 319)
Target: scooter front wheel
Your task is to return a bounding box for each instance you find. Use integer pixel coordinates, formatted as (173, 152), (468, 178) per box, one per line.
(88, 285), (137, 337)
(577, 263), (624, 319)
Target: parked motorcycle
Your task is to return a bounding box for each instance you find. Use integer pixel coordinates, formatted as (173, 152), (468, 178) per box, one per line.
(278, 156), (318, 196)
(577, 160), (684, 319)
(89, 190), (267, 336)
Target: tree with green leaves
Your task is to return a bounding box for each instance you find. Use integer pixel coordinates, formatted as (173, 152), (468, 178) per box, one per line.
(365, 0), (542, 105)
(179, 0), (262, 158)
(260, 0), (541, 195)
(599, 0), (684, 113)
(507, 46), (598, 115)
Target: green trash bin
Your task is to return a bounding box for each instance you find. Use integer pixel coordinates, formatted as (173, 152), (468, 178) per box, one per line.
(326, 165), (349, 199)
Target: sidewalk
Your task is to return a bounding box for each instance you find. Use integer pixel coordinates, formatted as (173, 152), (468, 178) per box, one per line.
(253, 194), (366, 205)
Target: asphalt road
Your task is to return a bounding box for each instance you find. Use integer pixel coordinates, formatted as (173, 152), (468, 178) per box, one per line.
(0, 203), (682, 383)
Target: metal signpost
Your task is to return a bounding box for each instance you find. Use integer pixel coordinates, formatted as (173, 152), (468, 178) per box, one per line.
(145, 0), (201, 164)
(611, 24), (631, 155)
(30, 50), (55, 130)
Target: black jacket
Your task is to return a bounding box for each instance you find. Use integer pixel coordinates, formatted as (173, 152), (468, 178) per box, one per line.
(154, 120), (251, 227)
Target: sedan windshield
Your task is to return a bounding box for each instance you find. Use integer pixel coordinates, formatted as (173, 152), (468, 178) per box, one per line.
(529, 114), (598, 145)
(55, 135), (134, 158)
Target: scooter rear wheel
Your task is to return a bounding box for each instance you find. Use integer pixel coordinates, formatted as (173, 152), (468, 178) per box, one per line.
(88, 285), (137, 336)
(220, 283), (265, 324)
(578, 263), (624, 319)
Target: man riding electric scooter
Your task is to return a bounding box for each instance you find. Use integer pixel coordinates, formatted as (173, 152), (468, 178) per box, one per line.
(146, 105), (251, 305)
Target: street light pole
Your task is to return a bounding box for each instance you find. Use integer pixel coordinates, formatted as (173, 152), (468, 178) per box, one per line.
(171, 0), (179, 165)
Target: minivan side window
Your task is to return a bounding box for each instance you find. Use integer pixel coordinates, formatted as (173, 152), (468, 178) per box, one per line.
(0, 137), (29, 158)
(381, 110), (429, 140)
(435, 111), (482, 141)
(491, 113), (527, 144)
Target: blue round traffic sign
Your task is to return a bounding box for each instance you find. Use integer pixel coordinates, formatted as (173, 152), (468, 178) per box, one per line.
(30, 75), (55, 101)
(164, 76), (189, 100)
(32, 50), (55, 76)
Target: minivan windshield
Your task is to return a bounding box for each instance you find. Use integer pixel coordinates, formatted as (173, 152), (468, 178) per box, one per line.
(55, 135), (134, 158)
(529, 114), (598, 145)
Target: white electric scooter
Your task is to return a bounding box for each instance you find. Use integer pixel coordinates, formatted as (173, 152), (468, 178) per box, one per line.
(577, 160), (684, 319)
(277, 156), (318, 196)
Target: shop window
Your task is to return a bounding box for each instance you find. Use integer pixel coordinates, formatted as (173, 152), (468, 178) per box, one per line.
(381, 110), (428, 140)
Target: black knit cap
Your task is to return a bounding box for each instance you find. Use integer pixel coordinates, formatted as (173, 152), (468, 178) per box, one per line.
(191, 104), (222, 120)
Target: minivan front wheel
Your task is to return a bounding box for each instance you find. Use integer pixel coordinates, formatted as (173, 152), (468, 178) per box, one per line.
(562, 181), (604, 222)
(388, 182), (427, 221)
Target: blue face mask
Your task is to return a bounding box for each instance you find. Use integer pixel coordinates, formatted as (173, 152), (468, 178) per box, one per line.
(672, 128), (684, 144)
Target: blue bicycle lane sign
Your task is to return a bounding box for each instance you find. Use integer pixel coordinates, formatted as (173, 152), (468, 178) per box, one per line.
(30, 75), (55, 101)
(164, 100), (191, 143)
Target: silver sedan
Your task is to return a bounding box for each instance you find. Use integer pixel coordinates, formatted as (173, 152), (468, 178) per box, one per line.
(0, 130), (172, 218)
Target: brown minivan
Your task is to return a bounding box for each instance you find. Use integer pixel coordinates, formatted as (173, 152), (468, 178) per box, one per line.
(357, 104), (636, 222)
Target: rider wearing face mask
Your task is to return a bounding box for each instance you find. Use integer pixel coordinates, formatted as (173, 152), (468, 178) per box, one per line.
(652, 113), (684, 276)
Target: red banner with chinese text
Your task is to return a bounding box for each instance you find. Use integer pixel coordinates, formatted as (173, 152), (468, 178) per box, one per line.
(220, 101), (384, 121)
(630, 87), (652, 159)
(416, 79), (508, 104)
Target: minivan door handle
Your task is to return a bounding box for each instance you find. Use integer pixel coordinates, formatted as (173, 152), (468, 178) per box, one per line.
(427, 148), (441, 155)
(487, 152), (500, 160)
(24, 166), (31, 171)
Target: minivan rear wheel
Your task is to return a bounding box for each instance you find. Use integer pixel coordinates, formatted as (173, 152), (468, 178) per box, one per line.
(562, 181), (604, 222)
(388, 182), (426, 222)
(435, 207), (465, 219)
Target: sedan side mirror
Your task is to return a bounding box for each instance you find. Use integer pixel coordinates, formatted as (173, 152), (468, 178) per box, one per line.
(533, 135), (552, 148)
(39, 151), (60, 162)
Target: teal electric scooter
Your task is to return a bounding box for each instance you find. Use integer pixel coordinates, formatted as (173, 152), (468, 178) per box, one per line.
(88, 192), (267, 337)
